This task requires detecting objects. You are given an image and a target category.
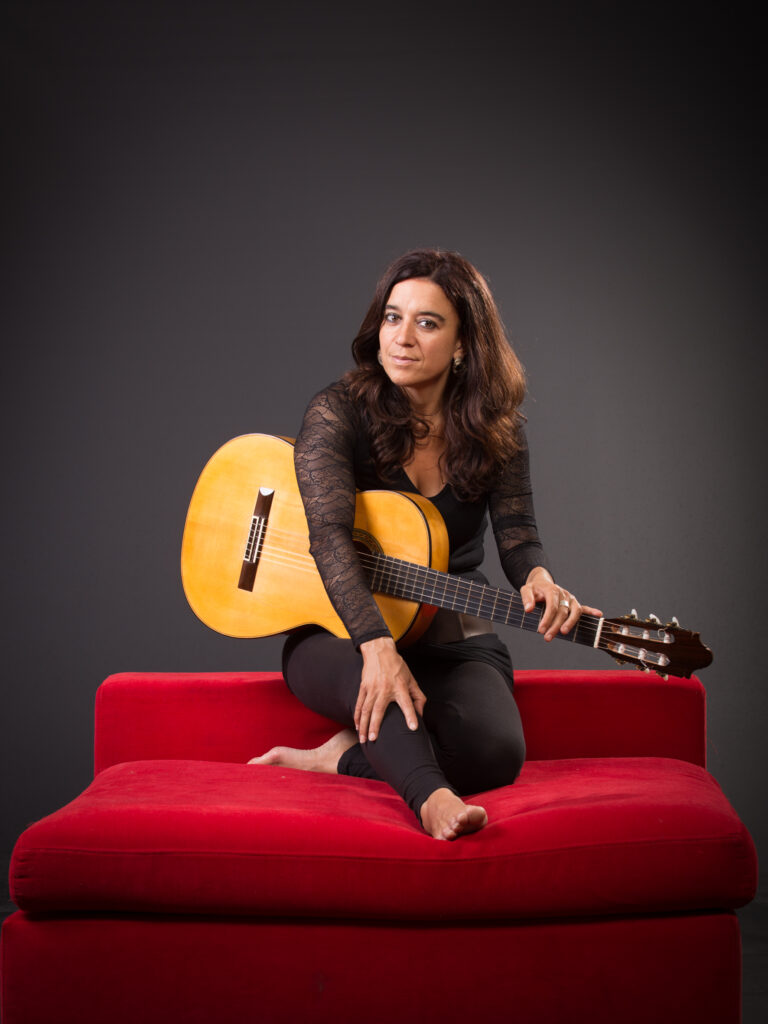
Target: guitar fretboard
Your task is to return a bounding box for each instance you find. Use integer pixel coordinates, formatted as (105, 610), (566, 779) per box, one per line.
(359, 552), (598, 648)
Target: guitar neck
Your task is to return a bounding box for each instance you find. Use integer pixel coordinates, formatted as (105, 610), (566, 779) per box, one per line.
(361, 552), (599, 648)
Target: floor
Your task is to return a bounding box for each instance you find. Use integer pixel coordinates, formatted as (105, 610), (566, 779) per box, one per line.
(1, 881), (766, 1020)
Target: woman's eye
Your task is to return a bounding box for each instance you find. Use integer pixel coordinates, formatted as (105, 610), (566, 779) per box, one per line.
(384, 312), (399, 323)
(418, 319), (436, 329)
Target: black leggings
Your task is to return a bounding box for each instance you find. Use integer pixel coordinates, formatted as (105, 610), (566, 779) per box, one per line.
(282, 628), (526, 821)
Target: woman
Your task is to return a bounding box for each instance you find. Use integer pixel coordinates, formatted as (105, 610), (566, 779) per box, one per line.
(250, 248), (601, 840)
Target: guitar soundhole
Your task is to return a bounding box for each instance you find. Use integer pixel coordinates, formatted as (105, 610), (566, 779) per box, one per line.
(352, 528), (382, 556)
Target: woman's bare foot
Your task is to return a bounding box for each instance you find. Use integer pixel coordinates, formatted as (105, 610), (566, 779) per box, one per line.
(419, 788), (488, 840)
(247, 728), (357, 775)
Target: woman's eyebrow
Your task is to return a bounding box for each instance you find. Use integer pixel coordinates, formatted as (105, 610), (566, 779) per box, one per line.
(384, 303), (446, 324)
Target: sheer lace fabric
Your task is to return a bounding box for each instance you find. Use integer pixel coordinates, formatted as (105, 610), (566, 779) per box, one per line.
(294, 381), (551, 648)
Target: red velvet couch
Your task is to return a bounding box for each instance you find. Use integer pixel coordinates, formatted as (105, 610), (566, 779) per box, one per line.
(2, 669), (758, 1023)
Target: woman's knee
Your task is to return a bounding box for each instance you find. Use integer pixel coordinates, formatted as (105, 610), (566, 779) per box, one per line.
(484, 725), (526, 786)
(430, 702), (525, 793)
(462, 722), (526, 791)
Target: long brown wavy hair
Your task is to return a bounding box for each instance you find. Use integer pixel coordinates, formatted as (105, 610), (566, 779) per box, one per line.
(345, 248), (527, 501)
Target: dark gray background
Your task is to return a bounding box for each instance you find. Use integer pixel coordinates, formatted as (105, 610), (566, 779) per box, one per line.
(2, 1), (765, 879)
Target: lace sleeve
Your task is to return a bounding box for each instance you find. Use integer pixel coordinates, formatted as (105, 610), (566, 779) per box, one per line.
(488, 426), (553, 590)
(294, 384), (391, 648)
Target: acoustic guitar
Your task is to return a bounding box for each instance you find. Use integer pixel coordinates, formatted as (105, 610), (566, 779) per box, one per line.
(181, 434), (713, 679)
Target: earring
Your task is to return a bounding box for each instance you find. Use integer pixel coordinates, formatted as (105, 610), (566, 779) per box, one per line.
(452, 355), (465, 374)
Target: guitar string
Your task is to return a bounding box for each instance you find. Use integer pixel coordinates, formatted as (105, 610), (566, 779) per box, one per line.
(250, 523), (607, 638)
(255, 546), (565, 631)
(253, 528), (585, 619)
(249, 522), (605, 632)
(250, 536), (572, 625)
(357, 554), (599, 636)
(250, 522), (594, 620)
(238, 544), (675, 666)
(245, 542), (659, 658)
(244, 520), (677, 654)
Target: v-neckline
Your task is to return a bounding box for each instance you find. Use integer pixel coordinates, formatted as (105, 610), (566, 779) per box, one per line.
(399, 466), (449, 501)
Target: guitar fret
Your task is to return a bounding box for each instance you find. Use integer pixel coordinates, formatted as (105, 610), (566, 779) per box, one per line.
(476, 587), (499, 622)
(468, 585), (487, 614)
(402, 561), (414, 600)
(445, 574), (459, 611)
(373, 559), (384, 594)
(503, 592), (515, 626)
(424, 566), (441, 604)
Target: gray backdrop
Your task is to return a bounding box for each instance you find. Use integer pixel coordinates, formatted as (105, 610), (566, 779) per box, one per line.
(2, 2), (765, 878)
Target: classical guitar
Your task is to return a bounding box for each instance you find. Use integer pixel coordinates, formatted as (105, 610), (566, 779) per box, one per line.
(181, 434), (713, 679)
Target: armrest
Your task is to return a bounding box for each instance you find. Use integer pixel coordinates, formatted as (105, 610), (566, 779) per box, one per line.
(94, 672), (342, 774)
(514, 670), (706, 766)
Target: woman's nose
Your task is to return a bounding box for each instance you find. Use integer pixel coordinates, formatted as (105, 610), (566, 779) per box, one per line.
(395, 318), (415, 345)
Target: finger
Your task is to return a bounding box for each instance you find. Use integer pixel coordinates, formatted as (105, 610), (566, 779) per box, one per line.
(538, 590), (560, 638)
(354, 687), (365, 735)
(544, 592), (571, 641)
(357, 694), (372, 744)
(407, 670), (427, 718)
(563, 601), (604, 627)
(411, 684), (427, 718)
(366, 699), (382, 742)
(520, 584), (536, 614)
(367, 692), (397, 742)
(559, 598), (581, 635)
(394, 691), (419, 734)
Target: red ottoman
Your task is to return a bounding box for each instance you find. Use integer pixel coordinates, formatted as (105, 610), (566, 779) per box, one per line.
(2, 670), (758, 1023)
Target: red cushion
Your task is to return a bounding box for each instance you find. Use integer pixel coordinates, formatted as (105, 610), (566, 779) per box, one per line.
(11, 756), (756, 920)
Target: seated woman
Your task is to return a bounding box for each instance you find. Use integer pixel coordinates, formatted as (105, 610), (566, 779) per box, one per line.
(250, 248), (600, 839)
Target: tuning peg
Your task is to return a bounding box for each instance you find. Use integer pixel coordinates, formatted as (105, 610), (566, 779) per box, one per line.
(671, 617), (680, 627)
(629, 609), (639, 619)
(648, 613), (661, 624)
(659, 673), (669, 681)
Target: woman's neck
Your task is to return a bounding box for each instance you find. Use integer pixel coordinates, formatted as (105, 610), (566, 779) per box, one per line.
(403, 392), (444, 432)
(412, 409), (445, 444)
(402, 381), (447, 422)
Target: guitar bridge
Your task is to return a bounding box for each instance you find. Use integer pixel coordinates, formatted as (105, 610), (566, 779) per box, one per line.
(238, 488), (274, 591)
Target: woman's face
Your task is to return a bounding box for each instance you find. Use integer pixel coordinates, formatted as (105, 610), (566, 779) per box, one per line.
(378, 278), (463, 404)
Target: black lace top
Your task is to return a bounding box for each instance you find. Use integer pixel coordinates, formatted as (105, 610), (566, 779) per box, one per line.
(294, 380), (552, 648)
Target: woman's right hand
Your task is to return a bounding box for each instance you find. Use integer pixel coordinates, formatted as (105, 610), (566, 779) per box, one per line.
(356, 636), (426, 744)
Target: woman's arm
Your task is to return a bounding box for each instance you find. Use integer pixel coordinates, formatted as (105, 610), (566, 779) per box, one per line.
(295, 384), (425, 741)
(294, 384), (391, 648)
(488, 426), (601, 640)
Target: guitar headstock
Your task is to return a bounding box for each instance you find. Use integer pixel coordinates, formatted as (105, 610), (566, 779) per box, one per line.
(600, 610), (713, 679)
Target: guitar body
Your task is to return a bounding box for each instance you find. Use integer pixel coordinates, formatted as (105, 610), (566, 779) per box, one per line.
(181, 434), (449, 643)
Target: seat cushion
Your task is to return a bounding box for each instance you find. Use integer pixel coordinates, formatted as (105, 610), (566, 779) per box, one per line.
(10, 756), (757, 921)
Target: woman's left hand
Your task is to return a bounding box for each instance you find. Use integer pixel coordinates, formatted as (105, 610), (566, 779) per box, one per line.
(521, 567), (603, 642)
